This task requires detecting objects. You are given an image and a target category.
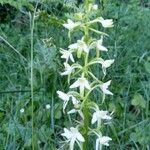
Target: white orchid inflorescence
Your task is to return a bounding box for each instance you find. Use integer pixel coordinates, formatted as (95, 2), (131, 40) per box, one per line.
(57, 2), (114, 150)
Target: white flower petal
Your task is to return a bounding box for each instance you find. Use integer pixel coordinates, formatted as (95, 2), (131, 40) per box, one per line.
(60, 48), (74, 62)
(63, 100), (69, 111)
(76, 132), (85, 142)
(99, 136), (112, 146)
(70, 80), (80, 88)
(84, 79), (91, 90)
(100, 80), (113, 95)
(91, 112), (97, 124)
(67, 109), (77, 114)
(70, 138), (76, 150)
(63, 19), (80, 30)
(102, 59), (114, 68)
(57, 91), (70, 101)
(61, 63), (74, 76)
(99, 17), (114, 28)
(102, 89), (113, 95)
(61, 127), (85, 150)
(71, 96), (79, 105)
(69, 43), (78, 49)
(97, 45), (108, 51)
(70, 54), (75, 62)
(92, 109), (112, 125)
(61, 128), (72, 139)
(78, 110), (84, 120)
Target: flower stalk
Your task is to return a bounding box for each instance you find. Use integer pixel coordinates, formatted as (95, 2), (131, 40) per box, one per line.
(57, 1), (115, 150)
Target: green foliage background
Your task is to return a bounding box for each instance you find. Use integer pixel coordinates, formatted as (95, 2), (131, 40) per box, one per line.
(0, 0), (150, 149)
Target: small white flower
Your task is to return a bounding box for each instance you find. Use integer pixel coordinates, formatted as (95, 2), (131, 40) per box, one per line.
(61, 127), (85, 150)
(63, 19), (81, 30)
(100, 59), (114, 75)
(20, 108), (24, 113)
(70, 77), (91, 95)
(96, 136), (112, 150)
(96, 39), (108, 51)
(46, 104), (51, 109)
(60, 48), (74, 62)
(57, 91), (70, 111)
(90, 38), (108, 51)
(57, 91), (79, 112)
(98, 17), (114, 28)
(69, 39), (89, 56)
(61, 63), (74, 76)
(100, 80), (113, 95)
(91, 109), (112, 126)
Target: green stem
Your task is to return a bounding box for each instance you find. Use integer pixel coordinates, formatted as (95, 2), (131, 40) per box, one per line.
(83, 101), (89, 150)
(30, 2), (38, 149)
(30, 12), (34, 150)
(83, 1), (90, 149)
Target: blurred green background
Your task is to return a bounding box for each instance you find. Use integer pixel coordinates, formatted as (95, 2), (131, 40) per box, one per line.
(0, 0), (150, 149)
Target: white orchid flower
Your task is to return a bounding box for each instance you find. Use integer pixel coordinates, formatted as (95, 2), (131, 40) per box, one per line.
(61, 127), (85, 150)
(100, 80), (113, 95)
(61, 63), (75, 76)
(96, 39), (108, 51)
(57, 91), (70, 111)
(70, 77), (91, 95)
(90, 38), (108, 51)
(63, 19), (81, 30)
(91, 109), (112, 126)
(100, 59), (114, 75)
(98, 17), (114, 28)
(96, 136), (112, 150)
(69, 39), (89, 57)
(57, 91), (78, 112)
(89, 17), (113, 28)
(60, 48), (74, 62)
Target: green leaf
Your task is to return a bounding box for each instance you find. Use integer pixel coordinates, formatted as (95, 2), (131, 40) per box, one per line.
(131, 93), (146, 108)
